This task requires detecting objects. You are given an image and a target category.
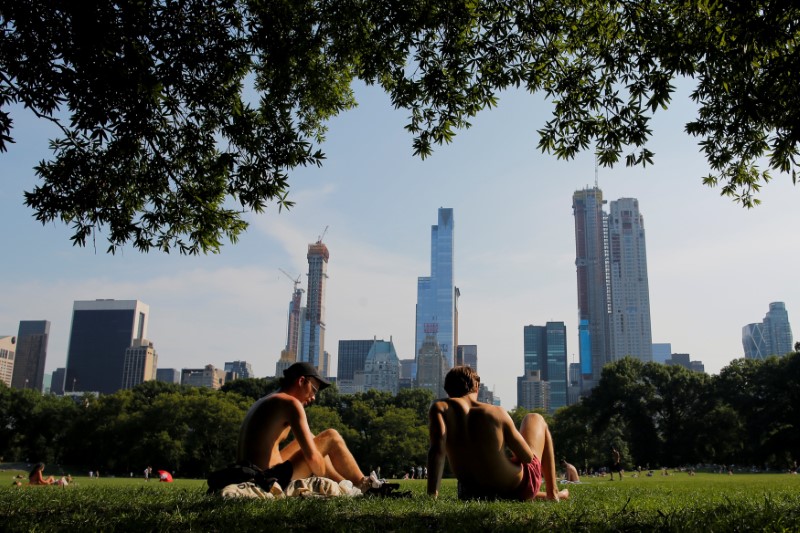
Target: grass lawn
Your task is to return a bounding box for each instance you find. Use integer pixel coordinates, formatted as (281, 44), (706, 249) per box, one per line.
(2, 469), (800, 532)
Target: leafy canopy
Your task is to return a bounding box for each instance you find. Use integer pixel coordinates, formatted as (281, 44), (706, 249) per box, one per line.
(2, 0), (797, 253)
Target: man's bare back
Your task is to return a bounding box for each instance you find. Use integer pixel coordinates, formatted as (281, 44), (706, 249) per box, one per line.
(427, 366), (567, 501)
(237, 391), (312, 471)
(428, 396), (529, 494)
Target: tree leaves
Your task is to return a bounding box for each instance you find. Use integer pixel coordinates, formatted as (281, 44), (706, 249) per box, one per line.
(2, 0), (797, 253)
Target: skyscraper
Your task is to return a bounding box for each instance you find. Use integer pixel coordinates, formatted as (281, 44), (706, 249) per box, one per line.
(11, 320), (50, 391)
(65, 299), (149, 394)
(607, 198), (653, 362)
(573, 188), (610, 385)
(546, 322), (568, 410)
(415, 208), (455, 370)
(573, 189), (654, 386)
(300, 240), (330, 376)
(520, 322), (568, 412)
(743, 302), (794, 359)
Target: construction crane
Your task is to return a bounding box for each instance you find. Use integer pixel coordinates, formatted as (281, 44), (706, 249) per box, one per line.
(279, 268), (303, 292)
(317, 225), (329, 244)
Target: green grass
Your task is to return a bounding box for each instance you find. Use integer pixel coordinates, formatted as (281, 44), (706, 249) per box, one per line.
(2, 471), (800, 532)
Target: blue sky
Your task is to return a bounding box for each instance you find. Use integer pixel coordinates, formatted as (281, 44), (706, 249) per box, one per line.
(1, 79), (797, 407)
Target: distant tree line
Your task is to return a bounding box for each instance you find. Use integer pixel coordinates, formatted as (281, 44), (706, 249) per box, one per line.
(1, 351), (798, 478)
(552, 352), (800, 472)
(0, 379), (433, 479)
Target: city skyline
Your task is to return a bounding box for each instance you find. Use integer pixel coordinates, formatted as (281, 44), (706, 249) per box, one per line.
(2, 81), (798, 408)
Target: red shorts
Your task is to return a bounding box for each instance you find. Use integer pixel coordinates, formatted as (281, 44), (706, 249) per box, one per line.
(511, 455), (543, 500)
(457, 456), (543, 501)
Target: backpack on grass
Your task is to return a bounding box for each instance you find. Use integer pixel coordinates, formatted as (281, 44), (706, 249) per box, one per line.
(207, 463), (277, 495)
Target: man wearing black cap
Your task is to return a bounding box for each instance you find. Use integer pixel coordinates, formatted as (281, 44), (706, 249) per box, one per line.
(237, 362), (374, 492)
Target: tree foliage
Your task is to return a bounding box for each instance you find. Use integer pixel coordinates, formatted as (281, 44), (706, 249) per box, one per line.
(2, 0), (797, 253)
(554, 353), (800, 470)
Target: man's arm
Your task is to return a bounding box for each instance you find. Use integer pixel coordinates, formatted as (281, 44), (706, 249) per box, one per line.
(427, 402), (447, 498)
(287, 400), (327, 476)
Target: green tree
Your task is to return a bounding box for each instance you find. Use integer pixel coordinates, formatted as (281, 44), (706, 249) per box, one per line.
(219, 377), (279, 403)
(3, 1), (797, 253)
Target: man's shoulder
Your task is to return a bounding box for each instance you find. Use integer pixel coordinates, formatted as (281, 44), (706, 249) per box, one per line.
(253, 391), (302, 411)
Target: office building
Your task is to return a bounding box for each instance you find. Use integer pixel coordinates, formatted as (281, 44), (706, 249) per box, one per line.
(121, 339), (158, 389)
(336, 339), (376, 394)
(415, 208), (456, 370)
(573, 188), (611, 385)
(225, 360), (253, 381)
(743, 302), (794, 359)
(51, 367), (66, 395)
(666, 353), (705, 373)
(182, 365), (225, 389)
(607, 198), (653, 362)
(399, 358), (415, 389)
(652, 343), (672, 364)
(0, 336), (15, 386)
(456, 345), (477, 370)
(11, 320), (50, 391)
(521, 322), (568, 412)
(517, 370), (550, 412)
(156, 368), (181, 384)
(300, 239), (330, 376)
(65, 299), (149, 394)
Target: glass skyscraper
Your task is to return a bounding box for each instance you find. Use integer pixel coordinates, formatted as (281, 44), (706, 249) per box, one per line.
(65, 299), (149, 394)
(743, 302), (794, 359)
(415, 208), (455, 369)
(521, 322), (568, 412)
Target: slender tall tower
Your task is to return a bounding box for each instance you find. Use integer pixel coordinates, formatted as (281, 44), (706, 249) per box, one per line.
(573, 188), (610, 385)
(607, 198), (653, 362)
(415, 208), (455, 370)
(301, 239), (330, 376)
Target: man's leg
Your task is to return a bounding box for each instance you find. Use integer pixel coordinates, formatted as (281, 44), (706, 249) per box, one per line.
(283, 429), (367, 484)
(519, 413), (567, 500)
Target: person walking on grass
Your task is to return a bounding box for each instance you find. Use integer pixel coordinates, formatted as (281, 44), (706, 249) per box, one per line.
(427, 365), (569, 501)
(610, 447), (623, 480)
(237, 362), (383, 493)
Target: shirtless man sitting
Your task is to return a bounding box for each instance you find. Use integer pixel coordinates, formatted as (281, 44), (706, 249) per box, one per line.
(427, 366), (569, 501)
(237, 361), (376, 492)
(561, 459), (581, 482)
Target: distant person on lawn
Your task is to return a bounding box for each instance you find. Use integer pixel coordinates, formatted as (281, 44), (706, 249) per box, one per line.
(427, 366), (569, 501)
(29, 463), (55, 485)
(561, 459), (581, 482)
(237, 362), (381, 493)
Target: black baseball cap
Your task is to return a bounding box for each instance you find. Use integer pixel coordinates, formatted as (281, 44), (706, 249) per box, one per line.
(283, 362), (331, 390)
